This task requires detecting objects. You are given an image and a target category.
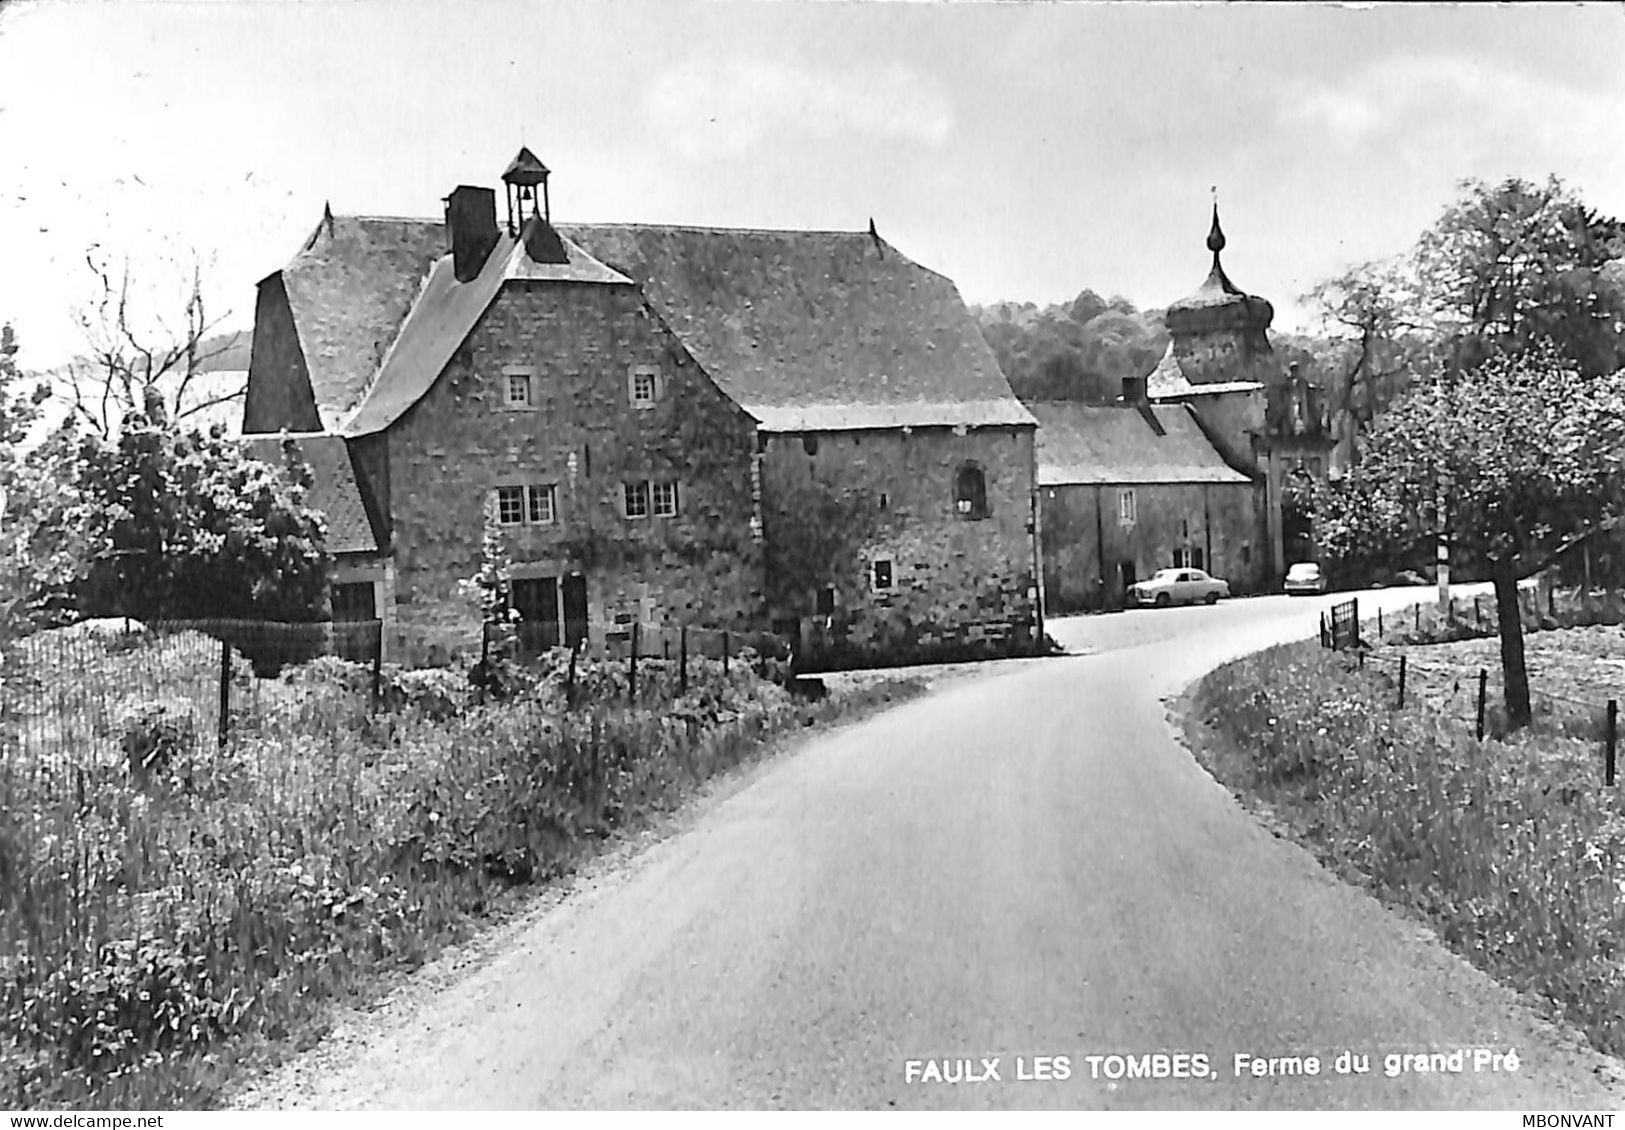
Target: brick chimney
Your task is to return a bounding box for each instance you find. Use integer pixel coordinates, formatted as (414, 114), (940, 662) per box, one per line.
(444, 185), (499, 283)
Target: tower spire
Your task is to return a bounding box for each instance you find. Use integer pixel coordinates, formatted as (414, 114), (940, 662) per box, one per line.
(1206, 185), (1226, 263)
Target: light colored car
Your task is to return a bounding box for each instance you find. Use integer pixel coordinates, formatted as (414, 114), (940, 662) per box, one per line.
(1129, 567), (1231, 607)
(1284, 562), (1327, 595)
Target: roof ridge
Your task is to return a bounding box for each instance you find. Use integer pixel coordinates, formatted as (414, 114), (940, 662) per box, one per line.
(568, 221), (870, 238)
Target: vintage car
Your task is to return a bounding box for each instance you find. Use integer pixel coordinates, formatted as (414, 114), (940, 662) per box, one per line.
(1128, 568), (1231, 607)
(1284, 562), (1328, 595)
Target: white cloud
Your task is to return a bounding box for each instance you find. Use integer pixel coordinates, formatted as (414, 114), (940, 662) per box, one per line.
(645, 57), (955, 161)
(1284, 54), (1622, 176)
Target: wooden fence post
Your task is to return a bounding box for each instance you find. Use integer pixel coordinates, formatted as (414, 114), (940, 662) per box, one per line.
(217, 636), (231, 749)
(1476, 668), (1488, 741)
(1352, 597), (1360, 647)
(370, 620), (383, 710)
(566, 638), (579, 708)
(723, 630), (731, 674)
(679, 626), (689, 695)
(1378, 606), (1383, 639)
(629, 621), (640, 703)
(1398, 654), (1407, 709)
(1415, 602), (1421, 632)
(1607, 699), (1617, 787)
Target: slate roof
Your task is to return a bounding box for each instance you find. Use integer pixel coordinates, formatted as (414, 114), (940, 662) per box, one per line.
(1028, 400), (1253, 487)
(240, 433), (377, 554)
(278, 215), (448, 432)
(344, 221), (632, 436)
(1145, 342), (1265, 399)
(561, 224), (1033, 433)
(269, 210), (1031, 436)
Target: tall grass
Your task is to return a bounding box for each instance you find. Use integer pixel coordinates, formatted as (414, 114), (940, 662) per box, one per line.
(1191, 641), (1625, 1057)
(0, 634), (919, 1109)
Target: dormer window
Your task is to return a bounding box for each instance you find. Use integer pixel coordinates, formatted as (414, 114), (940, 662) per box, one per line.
(629, 366), (660, 409)
(503, 367), (535, 410)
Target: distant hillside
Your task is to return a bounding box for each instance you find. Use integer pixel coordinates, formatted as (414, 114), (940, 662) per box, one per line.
(971, 289), (1169, 403)
(195, 328), (251, 372)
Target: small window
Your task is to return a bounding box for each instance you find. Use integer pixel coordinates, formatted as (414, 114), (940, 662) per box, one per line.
(504, 370), (534, 409)
(1180, 518), (1190, 540)
(623, 480), (650, 519)
(651, 481), (679, 518)
(871, 557), (894, 592)
(816, 586), (836, 616)
(803, 434), (819, 456)
(526, 484), (557, 524)
(1118, 489), (1137, 526)
(629, 367), (659, 409)
(955, 463), (988, 520)
(496, 485), (526, 525)
(1173, 549), (1191, 569)
(1193, 548), (1205, 571)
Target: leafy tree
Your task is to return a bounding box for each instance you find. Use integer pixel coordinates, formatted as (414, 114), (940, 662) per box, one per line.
(1, 324), (63, 631)
(69, 419), (331, 622)
(973, 287), (1170, 403)
(1416, 175), (1625, 378)
(1303, 258), (1435, 464)
(1316, 349), (1625, 728)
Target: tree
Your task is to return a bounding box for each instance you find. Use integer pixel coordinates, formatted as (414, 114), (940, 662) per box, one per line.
(1, 324), (66, 631)
(1303, 258), (1435, 463)
(1316, 349), (1625, 728)
(69, 420), (331, 622)
(60, 249), (245, 439)
(1415, 176), (1625, 378)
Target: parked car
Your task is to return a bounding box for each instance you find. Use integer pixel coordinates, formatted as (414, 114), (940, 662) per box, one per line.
(1129, 568), (1231, 607)
(1284, 562), (1327, 595)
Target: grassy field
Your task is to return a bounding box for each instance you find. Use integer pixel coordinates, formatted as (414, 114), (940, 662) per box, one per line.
(1186, 630), (1625, 1062)
(0, 629), (923, 1109)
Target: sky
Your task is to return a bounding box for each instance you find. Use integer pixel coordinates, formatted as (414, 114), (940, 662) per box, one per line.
(1, 0), (1623, 371)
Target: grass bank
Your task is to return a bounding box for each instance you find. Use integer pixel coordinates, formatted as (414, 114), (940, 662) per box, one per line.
(1184, 637), (1625, 1060)
(0, 637), (923, 1109)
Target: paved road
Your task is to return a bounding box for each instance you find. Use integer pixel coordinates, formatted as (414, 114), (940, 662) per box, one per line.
(238, 587), (1621, 1110)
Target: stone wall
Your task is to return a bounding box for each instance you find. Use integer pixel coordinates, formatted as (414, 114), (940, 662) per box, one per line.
(382, 280), (764, 664)
(1040, 480), (1266, 612)
(759, 425), (1039, 666)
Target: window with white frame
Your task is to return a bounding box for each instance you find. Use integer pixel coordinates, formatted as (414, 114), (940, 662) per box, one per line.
(1118, 489), (1137, 526)
(628, 366), (659, 409)
(651, 480), (679, 518)
(503, 368), (535, 409)
(526, 483), (557, 524)
(495, 484), (556, 526)
(496, 485), (527, 525)
(623, 480), (650, 519)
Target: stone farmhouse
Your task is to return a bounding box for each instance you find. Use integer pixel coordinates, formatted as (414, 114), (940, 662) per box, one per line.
(241, 150), (1042, 666)
(1031, 204), (1335, 607)
(1030, 395), (1259, 613)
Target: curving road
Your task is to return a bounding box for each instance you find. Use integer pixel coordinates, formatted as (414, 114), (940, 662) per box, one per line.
(236, 588), (1622, 1110)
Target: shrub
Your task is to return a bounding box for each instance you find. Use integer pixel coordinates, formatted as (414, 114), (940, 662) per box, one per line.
(118, 698), (200, 784)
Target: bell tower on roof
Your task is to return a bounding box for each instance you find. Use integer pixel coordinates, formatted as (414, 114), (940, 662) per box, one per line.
(502, 146), (552, 234)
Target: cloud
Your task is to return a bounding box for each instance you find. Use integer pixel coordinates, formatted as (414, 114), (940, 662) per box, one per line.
(645, 57), (955, 160)
(1282, 54), (1622, 174)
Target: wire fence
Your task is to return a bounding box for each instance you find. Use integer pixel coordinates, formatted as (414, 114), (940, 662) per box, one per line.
(1, 615), (800, 773)
(0, 618), (385, 772)
(1319, 592), (1623, 785)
